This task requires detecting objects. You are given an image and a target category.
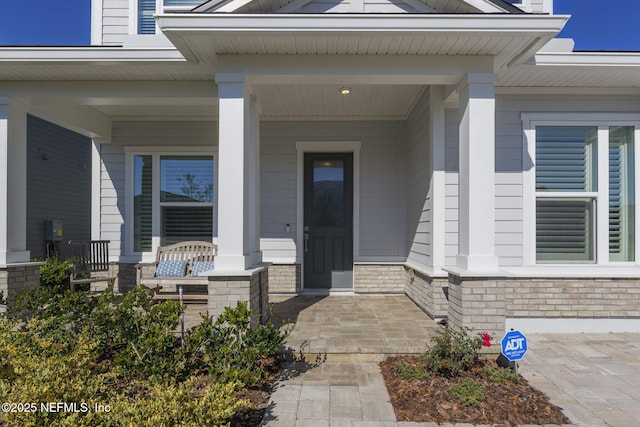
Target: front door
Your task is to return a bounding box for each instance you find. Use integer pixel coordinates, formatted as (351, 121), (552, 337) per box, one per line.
(303, 153), (353, 289)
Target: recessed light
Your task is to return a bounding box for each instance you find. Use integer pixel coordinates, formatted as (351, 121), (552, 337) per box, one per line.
(339, 87), (351, 95)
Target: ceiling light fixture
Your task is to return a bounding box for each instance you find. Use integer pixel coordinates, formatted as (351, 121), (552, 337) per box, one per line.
(339, 86), (351, 95)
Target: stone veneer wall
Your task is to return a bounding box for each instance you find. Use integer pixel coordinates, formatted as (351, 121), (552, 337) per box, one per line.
(404, 267), (448, 319)
(208, 267), (270, 324)
(447, 274), (506, 342)
(354, 264), (405, 293)
(0, 264), (41, 311)
(505, 278), (640, 318)
(268, 264), (301, 294)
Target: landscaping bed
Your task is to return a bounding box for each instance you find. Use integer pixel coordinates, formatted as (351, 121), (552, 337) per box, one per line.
(0, 265), (289, 427)
(379, 328), (571, 426)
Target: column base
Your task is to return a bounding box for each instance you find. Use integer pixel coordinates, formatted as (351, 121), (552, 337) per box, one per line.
(455, 254), (499, 272)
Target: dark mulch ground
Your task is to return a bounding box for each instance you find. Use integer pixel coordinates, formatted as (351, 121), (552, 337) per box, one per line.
(230, 356), (282, 427)
(380, 356), (571, 426)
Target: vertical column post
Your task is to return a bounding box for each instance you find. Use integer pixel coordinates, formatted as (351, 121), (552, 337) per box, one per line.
(0, 98), (30, 265)
(456, 73), (499, 272)
(214, 74), (261, 271)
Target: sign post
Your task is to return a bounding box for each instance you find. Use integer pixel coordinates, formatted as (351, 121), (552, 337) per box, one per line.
(501, 330), (528, 374)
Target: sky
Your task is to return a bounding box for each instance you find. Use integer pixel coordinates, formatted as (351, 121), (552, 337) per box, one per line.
(0, 0), (638, 51)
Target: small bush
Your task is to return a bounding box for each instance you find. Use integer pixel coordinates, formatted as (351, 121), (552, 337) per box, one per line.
(483, 366), (519, 383)
(448, 379), (485, 407)
(396, 362), (431, 381)
(38, 257), (71, 291)
(423, 327), (482, 377)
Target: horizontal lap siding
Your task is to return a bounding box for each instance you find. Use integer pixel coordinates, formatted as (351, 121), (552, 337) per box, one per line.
(405, 90), (432, 269)
(103, 121), (217, 257)
(26, 116), (92, 259)
(260, 121), (404, 263)
(495, 99), (525, 266)
(444, 109), (459, 267)
(102, 0), (129, 46)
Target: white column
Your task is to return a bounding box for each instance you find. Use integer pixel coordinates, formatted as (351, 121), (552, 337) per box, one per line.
(456, 74), (499, 272)
(0, 98), (30, 265)
(214, 74), (261, 271)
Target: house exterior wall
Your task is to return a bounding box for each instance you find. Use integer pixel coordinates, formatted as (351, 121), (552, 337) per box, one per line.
(102, 0), (130, 46)
(260, 120), (406, 263)
(27, 115), (92, 259)
(405, 89), (433, 269)
(444, 108), (459, 267)
(101, 120), (218, 259)
(443, 94), (640, 269)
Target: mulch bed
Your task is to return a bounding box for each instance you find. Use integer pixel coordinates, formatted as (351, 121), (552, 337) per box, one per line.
(380, 356), (570, 426)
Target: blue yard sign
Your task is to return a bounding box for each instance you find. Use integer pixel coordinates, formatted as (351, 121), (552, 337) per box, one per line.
(501, 330), (528, 361)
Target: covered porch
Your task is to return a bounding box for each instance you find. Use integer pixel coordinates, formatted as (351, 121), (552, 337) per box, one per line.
(0, 12), (567, 338)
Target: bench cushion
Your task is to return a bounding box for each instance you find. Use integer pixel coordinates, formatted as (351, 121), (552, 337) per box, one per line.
(191, 261), (214, 277)
(155, 260), (188, 277)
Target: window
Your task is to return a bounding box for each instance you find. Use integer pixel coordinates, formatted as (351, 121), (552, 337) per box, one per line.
(524, 114), (639, 265)
(131, 152), (214, 253)
(137, 0), (156, 34)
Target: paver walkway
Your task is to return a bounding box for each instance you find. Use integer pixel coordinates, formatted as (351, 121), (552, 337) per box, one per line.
(271, 295), (439, 360)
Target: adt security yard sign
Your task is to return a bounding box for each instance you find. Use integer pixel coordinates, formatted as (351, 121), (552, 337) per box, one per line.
(501, 330), (528, 361)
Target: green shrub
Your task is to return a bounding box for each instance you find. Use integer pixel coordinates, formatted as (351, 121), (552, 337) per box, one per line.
(395, 362), (431, 381)
(184, 302), (287, 385)
(423, 327), (482, 377)
(483, 365), (519, 383)
(0, 286), (287, 426)
(38, 257), (71, 291)
(448, 379), (485, 407)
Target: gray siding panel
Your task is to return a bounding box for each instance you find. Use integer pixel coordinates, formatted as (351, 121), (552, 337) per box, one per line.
(27, 115), (92, 259)
(405, 90), (432, 268)
(260, 120), (404, 262)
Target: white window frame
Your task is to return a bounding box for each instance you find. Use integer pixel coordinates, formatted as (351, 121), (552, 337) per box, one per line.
(523, 113), (640, 267)
(124, 146), (217, 261)
(129, 0), (202, 34)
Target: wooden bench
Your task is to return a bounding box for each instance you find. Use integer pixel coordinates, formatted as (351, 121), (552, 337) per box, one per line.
(135, 241), (217, 301)
(68, 240), (116, 293)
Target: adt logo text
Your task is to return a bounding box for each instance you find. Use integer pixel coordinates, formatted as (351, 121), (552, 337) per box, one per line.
(501, 330), (528, 361)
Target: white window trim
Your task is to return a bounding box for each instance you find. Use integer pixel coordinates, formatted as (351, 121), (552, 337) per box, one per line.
(522, 113), (640, 267)
(129, 0), (161, 35)
(124, 146), (217, 261)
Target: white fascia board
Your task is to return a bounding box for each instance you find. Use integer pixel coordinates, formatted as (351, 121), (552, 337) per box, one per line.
(0, 47), (186, 63)
(533, 51), (640, 67)
(158, 13), (568, 34)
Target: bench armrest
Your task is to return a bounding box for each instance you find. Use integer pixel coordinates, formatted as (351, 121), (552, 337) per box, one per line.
(135, 261), (158, 283)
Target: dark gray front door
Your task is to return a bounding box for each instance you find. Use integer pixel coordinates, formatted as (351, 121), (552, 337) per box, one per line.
(303, 153), (353, 289)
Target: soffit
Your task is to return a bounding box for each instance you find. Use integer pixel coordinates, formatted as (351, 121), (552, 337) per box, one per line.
(158, 14), (567, 70)
(499, 52), (640, 87)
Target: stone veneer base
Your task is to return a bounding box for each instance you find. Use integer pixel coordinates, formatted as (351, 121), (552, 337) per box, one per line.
(207, 266), (270, 324)
(0, 263), (41, 312)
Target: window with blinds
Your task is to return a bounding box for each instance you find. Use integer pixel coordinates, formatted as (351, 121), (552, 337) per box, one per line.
(535, 126), (597, 262)
(609, 126), (635, 262)
(160, 156), (213, 246)
(132, 154), (214, 252)
(134, 155), (153, 252)
(138, 0), (156, 34)
(534, 124), (636, 263)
